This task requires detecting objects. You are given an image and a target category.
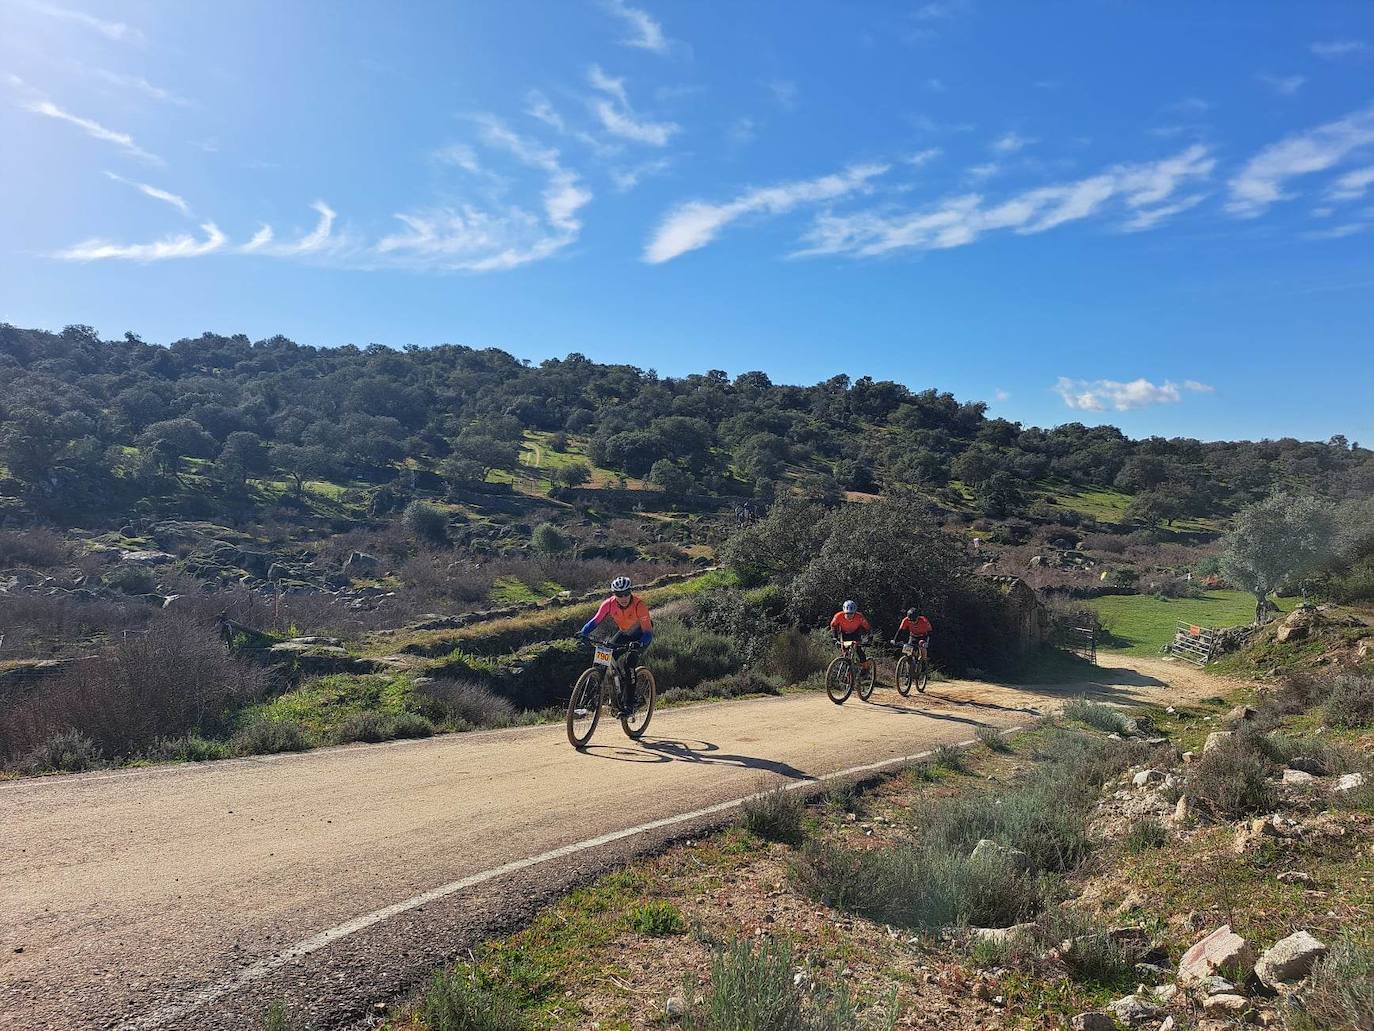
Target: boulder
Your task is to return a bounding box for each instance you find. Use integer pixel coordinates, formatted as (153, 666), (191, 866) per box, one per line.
(1132, 769), (1166, 788)
(1179, 926), (1256, 983)
(1286, 755), (1327, 776)
(1255, 931), (1326, 988)
(1282, 769), (1317, 786)
(343, 551), (381, 578)
(1203, 731), (1233, 754)
(1226, 704), (1257, 724)
(970, 838), (1031, 872)
(1194, 975), (1237, 997)
(1070, 1014), (1115, 1031)
(1107, 994), (1161, 1026)
(1276, 606), (1319, 644)
(969, 923), (1034, 945)
(121, 549), (175, 565)
(1335, 772), (1366, 794)
(1202, 994), (1251, 1016)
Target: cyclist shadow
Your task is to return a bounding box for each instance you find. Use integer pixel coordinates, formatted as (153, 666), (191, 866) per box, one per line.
(856, 699), (990, 727)
(583, 737), (812, 781)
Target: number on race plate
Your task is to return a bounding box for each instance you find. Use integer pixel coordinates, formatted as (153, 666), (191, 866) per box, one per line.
(594, 648), (614, 667)
(902, 643), (914, 656)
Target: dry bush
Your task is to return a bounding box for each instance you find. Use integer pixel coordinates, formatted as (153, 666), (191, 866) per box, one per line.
(414, 678), (518, 728)
(0, 619), (273, 763)
(0, 527), (71, 570)
(0, 591), (151, 658)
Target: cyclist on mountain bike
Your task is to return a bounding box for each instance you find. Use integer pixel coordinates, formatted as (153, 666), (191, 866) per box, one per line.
(893, 607), (932, 661)
(830, 600), (873, 672)
(576, 576), (654, 716)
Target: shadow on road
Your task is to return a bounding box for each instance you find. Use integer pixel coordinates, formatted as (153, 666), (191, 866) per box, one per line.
(848, 698), (991, 726)
(582, 737), (812, 781)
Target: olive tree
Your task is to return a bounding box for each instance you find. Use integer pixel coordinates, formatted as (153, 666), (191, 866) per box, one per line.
(1219, 492), (1337, 622)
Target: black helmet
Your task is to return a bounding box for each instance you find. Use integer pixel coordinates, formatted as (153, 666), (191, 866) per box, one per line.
(906, 608), (918, 619)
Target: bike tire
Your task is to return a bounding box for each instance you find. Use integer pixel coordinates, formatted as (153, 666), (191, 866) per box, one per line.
(915, 659), (929, 693)
(620, 666), (656, 740)
(825, 657), (853, 704)
(566, 667), (604, 749)
(895, 655), (913, 697)
(857, 659), (876, 701)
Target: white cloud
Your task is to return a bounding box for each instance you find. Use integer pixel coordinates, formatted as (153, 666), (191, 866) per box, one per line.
(525, 90), (566, 133)
(1305, 220), (1373, 240)
(89, 69), (190, 106)
(1227, 104), (1374, 216)
(645, 163), (889, 264)
(243, 225), (274, 252)
(912, 0), (970, 21)
(20, 98), (161, 163)
(798, 144), (1214, 259)
(966, 161), (1000, 181)
(24, 1), (142, 42)
(434, 143), (483, 174)
(54, 223), (225, 262)
(602, 0), (669, 54)
(1310, 39), (1370, 59)
(992, 131), (1034, 153)
(905, 147), (942, 167)
(1329, 165), (1374, 201)
(1257, 73), (1305, 97)
(610, 157), (670, 192)
(994, 388), (1010, 402)
(1119, 193), (1206, 232)
(103, 171), (190, 215)
(1054, 376), (1212, 412)
(588, 65), (679, 146)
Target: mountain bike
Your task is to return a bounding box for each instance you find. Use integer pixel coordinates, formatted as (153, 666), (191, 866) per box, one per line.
(893, 638), (929, 696)
(825, 638), (876, 704)
(566, 640), (657, 749)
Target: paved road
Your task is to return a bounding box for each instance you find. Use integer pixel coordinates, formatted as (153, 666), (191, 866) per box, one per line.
(0, 655), (1211, 1030)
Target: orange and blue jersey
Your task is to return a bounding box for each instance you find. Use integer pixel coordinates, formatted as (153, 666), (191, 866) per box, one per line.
(579, 594), (654, 645)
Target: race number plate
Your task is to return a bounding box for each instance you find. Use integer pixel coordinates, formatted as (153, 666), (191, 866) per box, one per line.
(594, 648), (614, 667)
(902, 643), (914, 656)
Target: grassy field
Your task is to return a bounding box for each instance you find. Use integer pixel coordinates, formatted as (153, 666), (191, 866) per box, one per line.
(1088, 590), (1295, 657)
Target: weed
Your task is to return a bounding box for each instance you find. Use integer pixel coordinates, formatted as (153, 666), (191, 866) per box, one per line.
(932, 744), (967, 773)
(976, 725), (1012, 753)
(1122, 818), (1167, 854)
(629, 900), (684, 936)
(143, 735), (232, 763)
(822, 778), (865, 816)
(741, 787), (807, 846)
(23, 729), (101, 773)
(905, 760), (936, 782)
(260, 1001), (295, 1031)
(1284, 933), (1374, 1031)
(1189, 734), (1279, 819)
(334, 711), (395, 744)
(391, 711), (437, 738)
(1062, 698), (1131, 735)
(1325, 673), (1374, 729)
(417, 679), (518, 729)
(231, 716), (313, 756)
(421, 968), (527, 1031)
(1035, 910), (1136, 987)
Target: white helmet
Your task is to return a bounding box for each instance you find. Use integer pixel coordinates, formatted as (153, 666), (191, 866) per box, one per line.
(611, 576), (633, 594)
(842, 600), (857, 615)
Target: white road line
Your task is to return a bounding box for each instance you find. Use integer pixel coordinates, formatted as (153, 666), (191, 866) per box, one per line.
(112, 727), (1022, 1030)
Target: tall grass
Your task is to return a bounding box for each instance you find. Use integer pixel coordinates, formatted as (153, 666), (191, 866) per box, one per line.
(741, 787), (807, 845)
(421, 969), (527, 1031)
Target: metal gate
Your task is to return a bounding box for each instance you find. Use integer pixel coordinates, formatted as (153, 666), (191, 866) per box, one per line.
(1055, 625), (1097, 664)
(1170, 621), (1219, 667)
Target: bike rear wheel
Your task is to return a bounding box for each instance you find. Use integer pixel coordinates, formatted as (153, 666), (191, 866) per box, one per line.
(566, 668), (604, 749)
(620, 666), (656, 739)
(857, 658), (876, 701)
(895, 655), (913, 697)
(825, 657), (853, 704)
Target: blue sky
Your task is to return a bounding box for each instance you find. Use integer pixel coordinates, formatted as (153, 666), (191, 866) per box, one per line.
(2, 1), (1372, 445)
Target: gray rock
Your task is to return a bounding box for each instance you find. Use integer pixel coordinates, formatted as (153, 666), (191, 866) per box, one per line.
(342, 551), (381, 578)
(1282, 769), (1317, 786)
(1070, 1013), (1115, 1031)
(121, 550), (175, 565)
(1335, 772), (1366, 793)
(1132, 769), (1165, 788)
(1203, 993), (1251, 1016)
(1179, 925), (1256, 982)
(1255, 930), (1326, 988)
(1108, 993), (1161, 1026)
(970, 838), (1031, 872)
(665, 995), (686, 1019)
(1203, 731), (1234, 753)
(1194, 974), (1237, 997)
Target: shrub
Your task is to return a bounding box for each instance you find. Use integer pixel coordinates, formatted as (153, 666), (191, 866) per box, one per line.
(530, 522), (568, 555)
(0, 527), (71, 569)
(102, 564), (159, 595)
(741, 787), (807, 845)
(24, 729), (101, 773)
(630, 901), (684, 936)
(334, 711), (396, 744)
(0, 620), (271, 763)
(421, 969), (527, 1031)
(976, 726), (1011, 753)
(822, 778), (865, 817)
(143, 735), (232, 763)
(391, 712), (437, 738)
(260, 1001), (297, 1031)
(683, 937), (867, 1031)
(764, 627), (829, 683)
(1286, 934), (1374, 1031)
(1189, 734), (1278, 819)
(402, 500), (449, 547)
(932, 744), (968, 773)
(416, 679), (518, 729)
(1325, 674), (1374, 729)
(232, 717), (313, 756)
(1062, 698), (1131, 736)
(1036, 910), (1137, 986)
(646, 618), (744, 691)
(1122, 818), (1167, 853)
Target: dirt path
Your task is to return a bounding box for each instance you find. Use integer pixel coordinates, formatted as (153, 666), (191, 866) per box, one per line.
(0, 655), (1236, 1030)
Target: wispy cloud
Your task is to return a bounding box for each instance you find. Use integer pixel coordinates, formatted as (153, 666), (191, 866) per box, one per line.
(89, 69), (191, 107)
(587, 65), (679, 146)
(379, 120), (591, 271)
(1257, 73), (1305, 97)
(797, 145), (1214, 259)
(1054, 376), (1212, 412)
(644, 163), (889, 264)
(1227, 104), (1374, 217)
(994, 388), (1010, 402)
(610, 157), (670, 192)
(19, 97), (161, 163)
(55, 223), (225, 262)
(1329, 165), (1374, 202)
(906, 148), (942, 167)
(991, 130), (1034, 154)
(104, 171), (190, 215)
(24, 1), (142, 43)
(601, 0), (669, 54)
(525, 89), (567, 133)
(1310, 39), (1370, 59)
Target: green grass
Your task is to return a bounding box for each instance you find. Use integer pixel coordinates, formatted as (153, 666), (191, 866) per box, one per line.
(1087, 590), (1296, 657)
(239, 672), (426, 739)
(488, 576), (565, 606)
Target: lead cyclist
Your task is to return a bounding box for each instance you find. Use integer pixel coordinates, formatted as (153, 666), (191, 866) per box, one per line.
(574, 575), (654, 717)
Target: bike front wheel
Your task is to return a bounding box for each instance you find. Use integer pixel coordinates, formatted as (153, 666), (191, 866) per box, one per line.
(620, 666), (656, 740)
(914, 658), (929, 693)
(566, 668), (604, 749)
(895, 655), (913, 697)
(857, 659), (876, 701)
(825, 657), (853, 704)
